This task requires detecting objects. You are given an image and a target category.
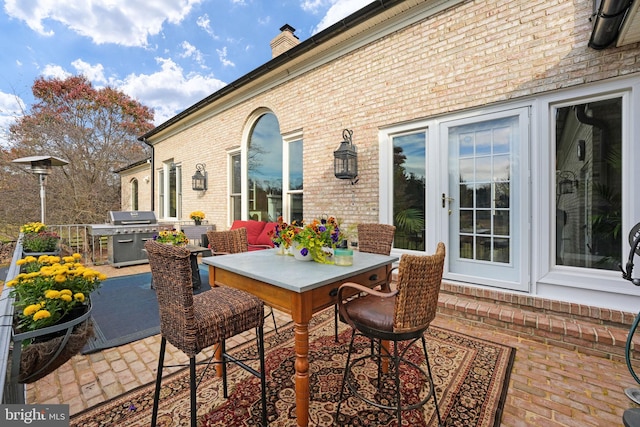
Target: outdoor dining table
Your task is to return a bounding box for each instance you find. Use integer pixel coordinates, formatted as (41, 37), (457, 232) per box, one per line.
(202, 248), (398, 427)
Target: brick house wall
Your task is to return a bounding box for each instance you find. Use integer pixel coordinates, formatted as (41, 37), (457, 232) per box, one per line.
(118, 161), (151, 212)
(150, 0), (640, 229)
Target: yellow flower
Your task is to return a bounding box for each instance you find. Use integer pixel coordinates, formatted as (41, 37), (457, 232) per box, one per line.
(6, 280), (18, 287)
(45, 290), (61, 299)
(16, 259), (26, 266)
(74, 293), (85, 302)
(60, 289), (72, 295)
(33, 310), (51, 321)
(60, 294), (72, 302)
(72, 253), (82, 260)
(54, 274), (67, 283)
(63, 256), (76, 263)
(98, 273), (108, 281)
(23, 304), (41, 316)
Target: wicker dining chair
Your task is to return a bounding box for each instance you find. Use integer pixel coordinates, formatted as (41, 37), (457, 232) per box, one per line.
(207, 228), (279, 334)
(333, 223), (396, 341)
(336, 242), (446, 426)
(145, 240), (268, 427)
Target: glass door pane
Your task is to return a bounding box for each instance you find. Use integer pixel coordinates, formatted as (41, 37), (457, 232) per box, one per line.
(444, 108), (529, 290)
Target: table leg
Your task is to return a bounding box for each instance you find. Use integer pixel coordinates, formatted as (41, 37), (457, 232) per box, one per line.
(293, 320), (310, 427)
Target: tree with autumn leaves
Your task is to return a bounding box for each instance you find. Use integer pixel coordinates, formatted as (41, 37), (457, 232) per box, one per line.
(0, 75), (154, 236)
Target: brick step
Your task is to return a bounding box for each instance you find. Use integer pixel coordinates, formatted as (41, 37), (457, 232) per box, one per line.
(436, 284), (639, 362)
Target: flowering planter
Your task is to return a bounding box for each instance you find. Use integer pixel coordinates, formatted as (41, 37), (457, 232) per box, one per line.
(10, 302), (93, 384)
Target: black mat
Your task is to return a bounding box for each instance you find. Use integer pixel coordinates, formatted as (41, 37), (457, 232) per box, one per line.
(82, 266), (210, 354)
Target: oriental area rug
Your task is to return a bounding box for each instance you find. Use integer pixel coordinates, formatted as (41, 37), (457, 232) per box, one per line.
(71, 309), (514, 427)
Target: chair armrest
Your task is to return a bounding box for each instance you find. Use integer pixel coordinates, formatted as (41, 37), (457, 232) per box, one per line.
(337, 282), (397, 329)
(248, 244), (273, 250)
(337, 282), (397, 302)
(211, 250), (231, 256)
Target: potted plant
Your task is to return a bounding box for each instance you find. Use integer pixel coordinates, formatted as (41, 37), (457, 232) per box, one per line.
(268, 216), (300, 254)
(189, 211), (205, 226)
(7, 253), (106, 383)
(154, 229), (189, 246)
(20, 222), (60, 255)
(292, 216), (343, 263)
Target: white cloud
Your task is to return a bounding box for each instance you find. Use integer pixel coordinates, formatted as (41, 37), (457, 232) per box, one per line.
(41, 64), (71, 80)
(180, 41), (206, 67)
(4, 0), (204, 47)
(196, 13), (219, 39)
(116, 57), (226, 125)
(216, 47), (235, 67)
(301, 0), (332, 14)
(71, 59), (107, 84)
(312, 0), (372, 34)
(0, 91), (26, 147)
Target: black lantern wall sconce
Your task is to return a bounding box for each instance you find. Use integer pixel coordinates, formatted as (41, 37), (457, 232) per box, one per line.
(333, 129), (358, 184)
(557, 170), (578, 195)
(192, 163), (207, 191)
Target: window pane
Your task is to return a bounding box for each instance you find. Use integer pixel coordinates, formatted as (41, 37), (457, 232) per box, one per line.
(132, 179), (138, 211)
(289, 139), (303, 190)
(393, 132), (426, 250)
(555, 98), (622, 270)
(169, 163), (177, 218)
(248, 113), (282, 222)
(289, 193), (303, 224)
(231, 153), (241, 194)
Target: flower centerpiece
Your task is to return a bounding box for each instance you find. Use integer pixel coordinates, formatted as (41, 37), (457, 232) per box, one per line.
(20, 222), (60, 254)
(268, 216), (300, 253)
(190, 211), (205, 225)
(154, 229), (189, 246)
(293, 216), (343, 264)
(7, 253), (106, 383)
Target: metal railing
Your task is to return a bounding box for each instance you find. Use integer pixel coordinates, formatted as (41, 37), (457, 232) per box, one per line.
(47, 224), (108, 265)
(1, 236), (25, 403)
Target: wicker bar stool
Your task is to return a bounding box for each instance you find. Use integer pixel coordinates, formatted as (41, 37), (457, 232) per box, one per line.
(207, 228), (279, 333)
(145, 240), (268, 427)
(333, 223), (396, 341)
(336, 242), (445, 426)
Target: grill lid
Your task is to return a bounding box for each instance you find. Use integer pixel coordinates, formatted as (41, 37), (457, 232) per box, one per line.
(109, 211), (157, 225)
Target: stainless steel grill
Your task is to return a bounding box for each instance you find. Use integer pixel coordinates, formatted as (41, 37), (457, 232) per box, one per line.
(88, 211), (159, 267)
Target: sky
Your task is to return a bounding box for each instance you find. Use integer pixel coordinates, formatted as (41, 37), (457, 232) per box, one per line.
(0, 0), (373, 147)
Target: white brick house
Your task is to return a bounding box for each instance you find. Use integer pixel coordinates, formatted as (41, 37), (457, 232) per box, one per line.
(137, 0), (640, 312)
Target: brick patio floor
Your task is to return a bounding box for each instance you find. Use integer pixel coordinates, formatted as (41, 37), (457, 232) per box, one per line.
(24, 262), (640, 426)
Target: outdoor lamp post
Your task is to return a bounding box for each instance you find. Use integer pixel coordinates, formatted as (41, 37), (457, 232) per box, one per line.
(334, 129), (358, 184)
(12, 155), (69, 224)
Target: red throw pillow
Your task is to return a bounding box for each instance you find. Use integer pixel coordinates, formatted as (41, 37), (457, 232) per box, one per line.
(255, 222), (276, 247)
(231, 220), (266, 245)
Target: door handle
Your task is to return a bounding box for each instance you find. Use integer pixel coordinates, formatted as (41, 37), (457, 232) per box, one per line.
(442, 193), (454, 208)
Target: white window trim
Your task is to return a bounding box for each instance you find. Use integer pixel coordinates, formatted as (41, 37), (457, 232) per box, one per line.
(227, 148), (241, 226)
(533, 80), (639, 302)
(283, 129), (303, 223)
(160, 161), (181, 221)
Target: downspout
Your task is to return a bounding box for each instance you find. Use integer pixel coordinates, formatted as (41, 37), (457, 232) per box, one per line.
(142, 138), (154, 212)
(588, 0), (633, 49)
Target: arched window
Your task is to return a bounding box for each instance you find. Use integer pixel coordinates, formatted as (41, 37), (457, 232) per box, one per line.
(247, 113), (283, 222)
(131, 178), (139, 211)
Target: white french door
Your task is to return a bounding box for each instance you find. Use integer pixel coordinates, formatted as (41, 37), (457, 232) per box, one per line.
(440, 108), (530, 291)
